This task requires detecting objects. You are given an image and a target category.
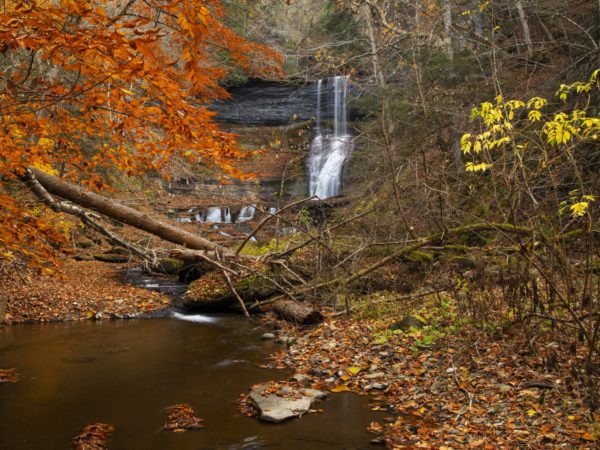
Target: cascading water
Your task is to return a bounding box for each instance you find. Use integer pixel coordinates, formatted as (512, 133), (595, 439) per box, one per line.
(236, 205), (256, 223)
(308, 76), (353, 199)
(204, 207), (223, 223)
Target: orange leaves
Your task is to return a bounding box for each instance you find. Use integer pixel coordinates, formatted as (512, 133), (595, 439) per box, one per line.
(0, 0), (281, 264)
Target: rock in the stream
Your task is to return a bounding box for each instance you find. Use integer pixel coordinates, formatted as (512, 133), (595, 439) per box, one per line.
(261, 333), (275, 340)
(290, 373), (312, 387)
(249, 384), (327, 423)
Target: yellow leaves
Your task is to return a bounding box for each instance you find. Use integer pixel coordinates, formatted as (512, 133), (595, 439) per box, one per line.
(560, 191), (595, 218)
(570, 202), (591, 218)
(465, 162), (492, 173)
(330, 384), (351, 393)
(31, 161), (58, 175)
(38, 137), (55, 150)
(348, 366), (362, 375)
(460, 134), (473, 154)
(527, 97), (548, 110)
(528, 110), (542, 122)
(544, 120), (573, 146)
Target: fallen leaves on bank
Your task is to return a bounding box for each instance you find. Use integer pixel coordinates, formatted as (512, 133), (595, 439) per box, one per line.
(2, 259), (171, 324)
(265, 317), (599, 449)
(72, 423), (114, 450)
(163, 404), (204, 432)
(0, 368), (19, 383)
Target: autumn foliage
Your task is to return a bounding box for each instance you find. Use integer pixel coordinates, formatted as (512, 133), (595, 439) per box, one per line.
(0, 0), (281, 264)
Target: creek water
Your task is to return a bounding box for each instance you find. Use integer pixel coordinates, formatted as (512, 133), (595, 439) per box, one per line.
(0, 286), (382, 450)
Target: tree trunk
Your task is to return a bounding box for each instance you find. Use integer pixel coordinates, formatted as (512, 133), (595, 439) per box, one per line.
(269, 299), (323, 325)
(27, 168), (232, 255)
(442, 0), (454, 63)
(362, 3), (386, 89)
(516, 0), (534, 58)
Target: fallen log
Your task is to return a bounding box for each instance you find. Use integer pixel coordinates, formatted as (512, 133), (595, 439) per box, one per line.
(27, 168), (232, 255)
(269, 299), (323, 325)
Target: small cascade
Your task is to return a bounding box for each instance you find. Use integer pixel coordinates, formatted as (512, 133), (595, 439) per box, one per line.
(204, 207), (223, 223)
(237, 205), (256, 222)
(307, 76), (353, 200)
(224, 208), (232, 224)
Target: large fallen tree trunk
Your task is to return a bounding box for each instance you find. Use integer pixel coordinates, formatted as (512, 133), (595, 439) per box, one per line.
(268, 298), (323, 325)
(27, 168), (233, 255)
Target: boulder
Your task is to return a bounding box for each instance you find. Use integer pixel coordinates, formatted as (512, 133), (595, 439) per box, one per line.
(184, 272), (276, 312)
(249, 384), (327, 423)
(152, 258), (185, 275)
(389, 315), (427, 331)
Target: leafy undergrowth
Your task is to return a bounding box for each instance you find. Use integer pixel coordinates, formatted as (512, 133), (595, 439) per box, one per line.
(163, 404), (204, 432)
(267, 306), (600, 449)
(2, 259), (171, 323)
(0, 368), (19, 383)
(71, 423), (114, 450)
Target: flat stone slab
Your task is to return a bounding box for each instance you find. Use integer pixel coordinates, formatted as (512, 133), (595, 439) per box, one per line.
(249, 384), (327, 423)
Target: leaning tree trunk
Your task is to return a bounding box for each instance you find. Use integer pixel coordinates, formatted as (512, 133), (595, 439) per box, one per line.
(27, 168), (232, 255)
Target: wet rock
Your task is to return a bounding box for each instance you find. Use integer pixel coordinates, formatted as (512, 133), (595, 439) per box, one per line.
(365, 372), (385, 380)
(261, 333), (275, 340)
(290, 374), (312, 387)
(275, 335), (289, 344)
(389, 315), (426, 331)
(366, 382), (389, 391)
(249, 384), (327, 423)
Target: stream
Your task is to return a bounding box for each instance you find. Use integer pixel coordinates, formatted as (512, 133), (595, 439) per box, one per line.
(0, 273), (383, 450)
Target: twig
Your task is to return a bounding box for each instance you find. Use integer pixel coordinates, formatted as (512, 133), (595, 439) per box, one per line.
(235, 196), (317, 256)
(217, 253), (249, 318)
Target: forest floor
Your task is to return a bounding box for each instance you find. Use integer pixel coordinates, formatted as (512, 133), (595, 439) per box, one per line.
(262, 301), (600, 449)
(1, 259), (171, 324)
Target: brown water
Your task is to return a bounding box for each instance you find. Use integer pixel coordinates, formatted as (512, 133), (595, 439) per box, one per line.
(0, 316), (382, 449)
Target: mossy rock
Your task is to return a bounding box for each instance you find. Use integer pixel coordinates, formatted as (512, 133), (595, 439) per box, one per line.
(406, 251), (434, 265)
(184, 271), (277, 312)
(389, 315), (427, 331)
(106, 247), (130, 256)
(94, 254), (128, 263)
(74, 238), (94, 249)
(152, 258), (185, 275)
(73, 254), (95, 261)
(450, 256), (477, 269)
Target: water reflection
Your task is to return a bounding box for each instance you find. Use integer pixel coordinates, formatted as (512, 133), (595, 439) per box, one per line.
(0, 318), (381, 449)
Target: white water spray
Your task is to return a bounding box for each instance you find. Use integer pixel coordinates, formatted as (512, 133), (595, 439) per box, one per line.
(308, 76), (353, 199)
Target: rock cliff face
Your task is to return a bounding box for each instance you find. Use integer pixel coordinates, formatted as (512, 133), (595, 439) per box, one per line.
(211, 78), (362, 126)
(211, 79), (318, 126)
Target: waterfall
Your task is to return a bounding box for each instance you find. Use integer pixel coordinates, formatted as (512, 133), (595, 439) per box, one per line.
(236, 205), (256, 222)
(204, 207), (223, 223)
(224, 208), (232, 224)
(308, 76), (353, 199)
